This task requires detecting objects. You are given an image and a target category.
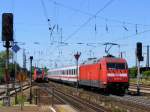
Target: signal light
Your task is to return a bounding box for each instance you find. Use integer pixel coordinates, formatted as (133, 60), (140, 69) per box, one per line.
(136, 42), (143, 61)
(2, 13), (13, 41)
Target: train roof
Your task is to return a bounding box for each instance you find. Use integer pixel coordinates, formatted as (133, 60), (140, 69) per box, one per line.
(81, 55), (127, 65)
(82, 57), (100, 65)
(48, 66), (77, 72)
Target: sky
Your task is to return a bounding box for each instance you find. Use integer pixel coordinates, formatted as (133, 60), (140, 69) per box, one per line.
(0, 0), (150, 69)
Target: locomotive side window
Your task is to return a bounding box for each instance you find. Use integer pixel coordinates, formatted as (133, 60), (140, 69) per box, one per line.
(107, 63), (126, 69)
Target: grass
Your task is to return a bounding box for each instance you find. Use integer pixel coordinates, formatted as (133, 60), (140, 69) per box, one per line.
(11, 95), (27, 106)
(0, 101), (3, 107)
(130, 78), (150, 85)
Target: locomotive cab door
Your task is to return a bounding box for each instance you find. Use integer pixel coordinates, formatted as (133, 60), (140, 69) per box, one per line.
(99, 62), (107, 88)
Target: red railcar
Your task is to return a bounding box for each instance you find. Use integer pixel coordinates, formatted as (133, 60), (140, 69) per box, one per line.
(34, 67), (45, 82)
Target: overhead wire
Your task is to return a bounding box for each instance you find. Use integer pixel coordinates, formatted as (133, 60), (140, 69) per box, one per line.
(48, 0), (150, 27)
(40, 0), (49, 22)
(48, 0), (150, 46)
(41, 0), (150, 44)
(40, 0), (54, 41)
(63, 0), (116, 42)
(44, 0), (150, 67)
(112, 29), (150, 42)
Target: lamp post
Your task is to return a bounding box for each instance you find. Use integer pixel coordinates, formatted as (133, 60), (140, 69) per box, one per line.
(74, 52), (81, 91)
(29, 56), (33, 104)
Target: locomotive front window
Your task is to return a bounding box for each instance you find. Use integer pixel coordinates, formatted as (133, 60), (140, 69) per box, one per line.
(37, 70), (42, 75)
(107, 63), (126, 69)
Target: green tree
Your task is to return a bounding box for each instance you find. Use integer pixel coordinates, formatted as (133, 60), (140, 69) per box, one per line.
(0, 50), (16, 82)
(129, 67), (137, 78)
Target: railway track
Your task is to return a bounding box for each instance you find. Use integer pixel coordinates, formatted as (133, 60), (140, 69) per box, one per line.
(0, 82), (30, 100)
(38, 83), (109, 112)
(129, 83), (150, 94)
(129, 83), (150, 91)
(42, 81), (150, 112)
(110, 95), (150, 111)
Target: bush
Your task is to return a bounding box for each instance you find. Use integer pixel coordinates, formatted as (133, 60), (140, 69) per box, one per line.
(129, 67), (137, 78)
(142, 71), (150, 79)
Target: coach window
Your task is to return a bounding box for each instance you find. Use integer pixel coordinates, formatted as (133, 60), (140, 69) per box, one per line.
(74, 69), (75, 75)
(70, 70), (71, 75)
(67, 70), (69, 75)
(74, 69), (76, 75)
(70, 70), (72, 75)
(72, 69), (74, 75)
(64, 70), (66, 75)
(68, 70), (70, 75)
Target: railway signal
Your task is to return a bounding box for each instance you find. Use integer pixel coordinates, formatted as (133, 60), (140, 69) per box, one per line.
(136, 42), (144, 95)
(136, 42), (143, 61)
(74, 52), (81, 91)
(29, 56), (33, 104)
(2, 13), (13, 41)
(1, 13), (14, 106)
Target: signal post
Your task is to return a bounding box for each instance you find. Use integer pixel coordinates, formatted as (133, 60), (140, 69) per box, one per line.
(29, 56), (33, 104)
(1, 13), (14, 106)
(136, 42), (144, 95)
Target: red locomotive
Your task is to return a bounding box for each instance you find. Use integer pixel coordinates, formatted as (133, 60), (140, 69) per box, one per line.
(47, 55), (129, 94)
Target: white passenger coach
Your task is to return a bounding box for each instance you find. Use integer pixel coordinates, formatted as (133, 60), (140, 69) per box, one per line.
(47, 66), (79, 83)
